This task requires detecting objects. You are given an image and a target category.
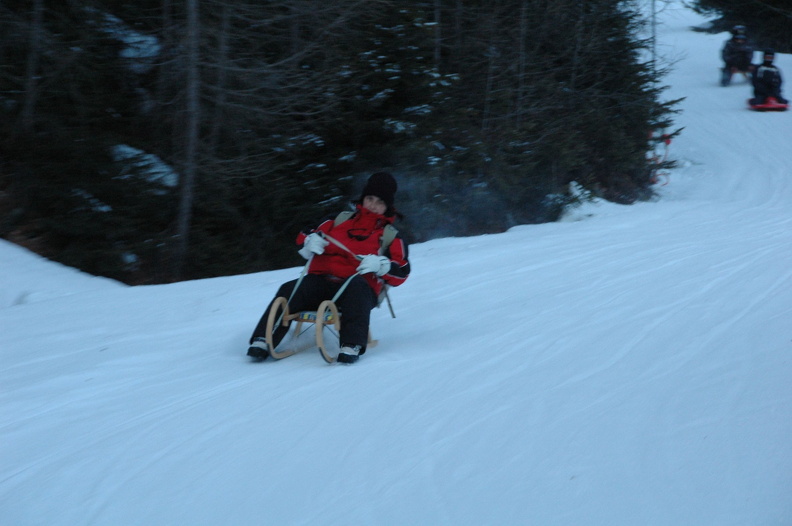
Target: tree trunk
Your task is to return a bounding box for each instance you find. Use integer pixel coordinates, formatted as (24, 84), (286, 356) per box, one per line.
(19, 0), (44, 133)
(515, 1), (528, 120)
(207, 4), (230, 156)
(173, 0), (201, 280)
(433, 0), (442, 71)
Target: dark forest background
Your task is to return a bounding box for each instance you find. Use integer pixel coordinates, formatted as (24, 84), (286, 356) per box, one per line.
(1, 1), (693, 284)
(691, 0), (792, 51)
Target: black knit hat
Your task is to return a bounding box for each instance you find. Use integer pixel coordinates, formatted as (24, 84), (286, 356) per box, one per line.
(360, 171), (397, 209)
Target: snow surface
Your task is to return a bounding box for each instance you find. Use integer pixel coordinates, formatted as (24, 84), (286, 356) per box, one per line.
(99, 11), (160, 71)
(2, 4), (791, 525)
(111, 144), (178, 189)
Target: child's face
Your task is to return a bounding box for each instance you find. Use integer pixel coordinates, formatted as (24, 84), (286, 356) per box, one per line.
(363, 195), (387, 215)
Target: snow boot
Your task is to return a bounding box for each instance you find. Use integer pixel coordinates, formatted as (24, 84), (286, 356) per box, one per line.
(337, 344), (362, 364)
(247, 337), (270, 360)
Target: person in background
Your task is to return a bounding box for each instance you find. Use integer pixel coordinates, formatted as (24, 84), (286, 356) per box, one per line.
(247, 172), (410, 364)
(721, 30), (754, 86)
(750, 49), (787, 105)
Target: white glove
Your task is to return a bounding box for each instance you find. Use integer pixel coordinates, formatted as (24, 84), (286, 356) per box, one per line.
(356, 255), (391, 276)
(298, 233), (329, 259)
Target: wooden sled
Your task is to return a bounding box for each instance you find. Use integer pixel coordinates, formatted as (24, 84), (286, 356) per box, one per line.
(720, 66), (751, 87)
(265, 297), (377, 363)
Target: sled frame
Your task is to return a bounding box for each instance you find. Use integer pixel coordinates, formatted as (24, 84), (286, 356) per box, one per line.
(720, 66), (751, 86)
(265, 297), (377, 363)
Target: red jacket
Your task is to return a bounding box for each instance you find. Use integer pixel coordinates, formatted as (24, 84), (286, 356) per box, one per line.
(296, 205), (410, 295)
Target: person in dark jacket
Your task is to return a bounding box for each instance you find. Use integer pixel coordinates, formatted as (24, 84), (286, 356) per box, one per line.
(247, 172), (410, 364)
(721, 32), (754, 86)
(750, 49), (787, 105)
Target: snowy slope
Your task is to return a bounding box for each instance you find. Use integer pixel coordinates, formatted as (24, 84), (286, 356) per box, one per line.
(2, 4), (791, 525)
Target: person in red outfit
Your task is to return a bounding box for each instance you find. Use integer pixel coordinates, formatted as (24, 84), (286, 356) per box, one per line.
(247, 172), (410, 364)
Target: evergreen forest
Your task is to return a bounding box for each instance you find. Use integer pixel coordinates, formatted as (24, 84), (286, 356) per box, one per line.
(1, 0), (680, 284)
(691, 0), (792, 51)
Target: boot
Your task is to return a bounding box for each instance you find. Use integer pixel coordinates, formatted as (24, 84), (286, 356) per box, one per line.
(247, 337), (270, 360)
(337, 344), (363, 364)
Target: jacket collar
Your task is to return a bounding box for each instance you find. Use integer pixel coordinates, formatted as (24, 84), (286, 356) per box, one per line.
(354, 203), (394, 225)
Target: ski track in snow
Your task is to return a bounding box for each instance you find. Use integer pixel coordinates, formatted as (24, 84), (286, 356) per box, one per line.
(2, 3), (792, 525)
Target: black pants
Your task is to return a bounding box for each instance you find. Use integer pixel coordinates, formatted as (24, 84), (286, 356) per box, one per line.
(250, 274), (378, 353)
(725, 60), (750, 72)
(753, 85), (787, 104)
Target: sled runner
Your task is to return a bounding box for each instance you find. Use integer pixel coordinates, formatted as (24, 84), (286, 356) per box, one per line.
(264, 296), (376, 363)
(720, 66), (751, 87)
(748, 97), (788, 112)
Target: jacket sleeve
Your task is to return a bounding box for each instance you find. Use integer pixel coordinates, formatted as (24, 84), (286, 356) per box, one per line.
(721, 41), (732, 62)
(381, 236), (410, 287)
(295, 218), (335, 245)
(295, 217), (354, 258)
